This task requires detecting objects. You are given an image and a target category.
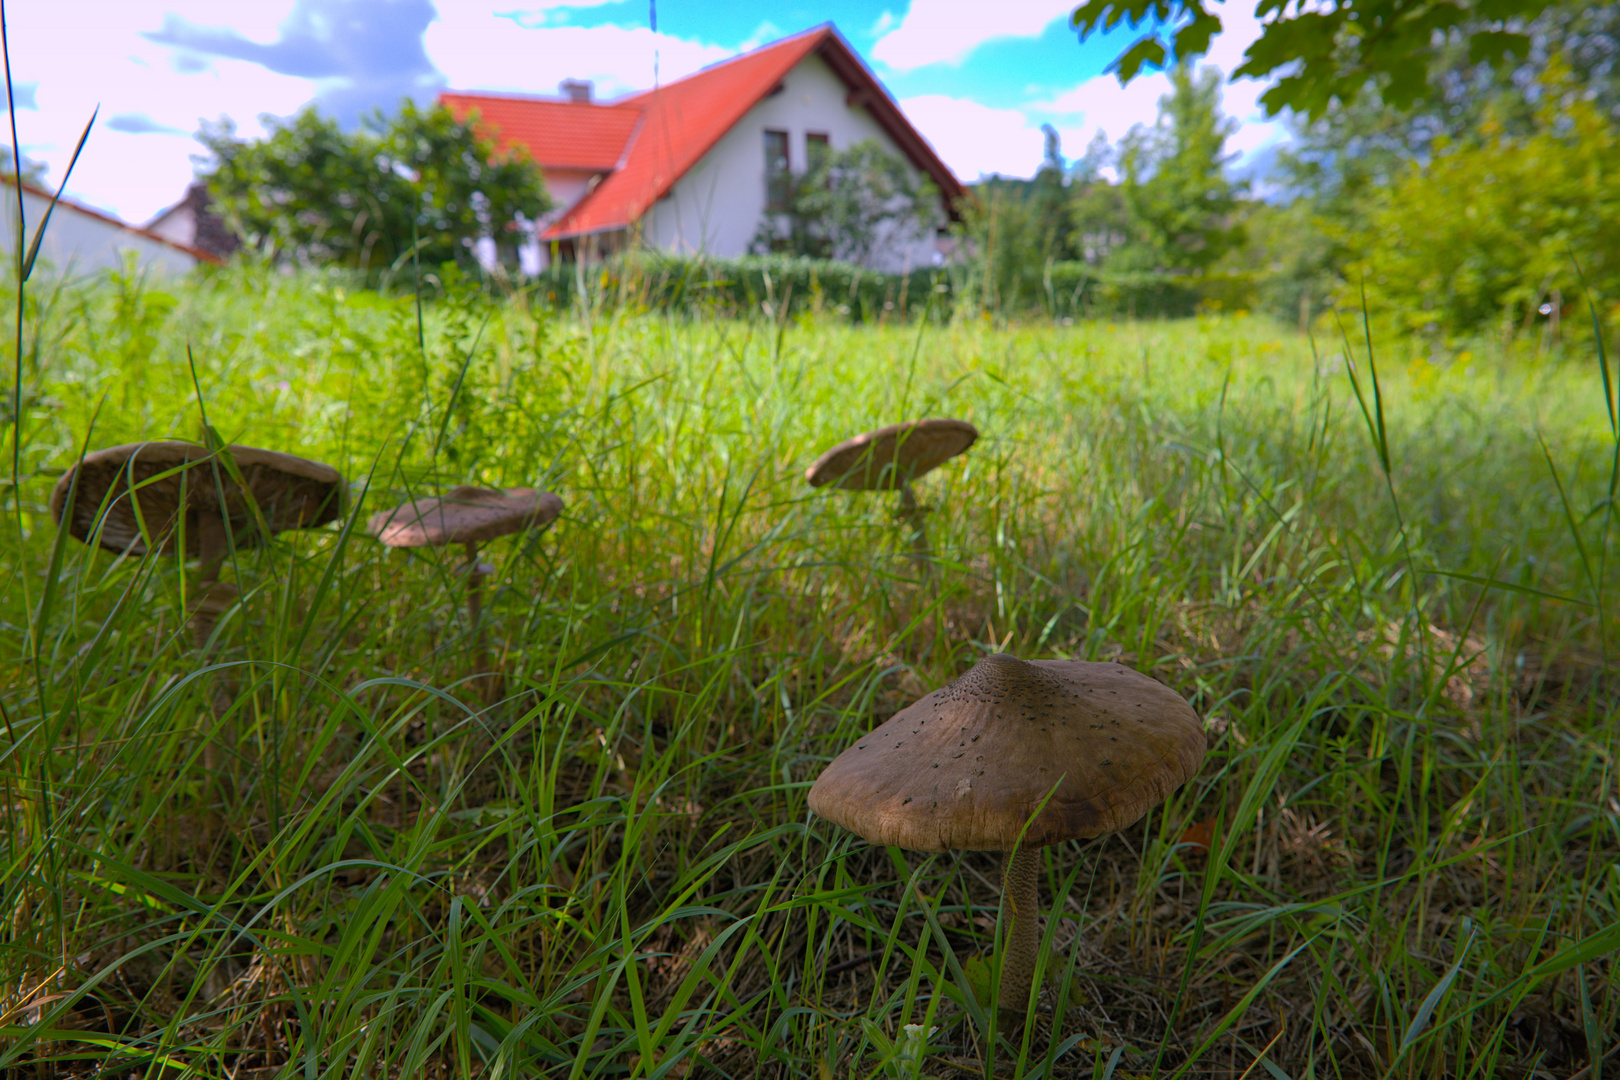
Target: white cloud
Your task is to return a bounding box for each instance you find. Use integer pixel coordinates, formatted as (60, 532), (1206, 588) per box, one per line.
(909, 4), (1290, 184)
(490, 0), (638, 24)
(1037, 70), (1174, 152)
(1, 1), (746, 223)
(425, 12), (734, 99)
(907, 74), (1288, 186)
(4, 1), (320, 222)
(871, 0), (1068, 72)
(900, 95), (1048, 181)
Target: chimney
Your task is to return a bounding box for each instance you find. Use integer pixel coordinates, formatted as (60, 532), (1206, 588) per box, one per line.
(560, 79), (593, 104)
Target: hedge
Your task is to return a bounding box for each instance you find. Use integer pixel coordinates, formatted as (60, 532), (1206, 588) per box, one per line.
(519, 253), (1272, 322)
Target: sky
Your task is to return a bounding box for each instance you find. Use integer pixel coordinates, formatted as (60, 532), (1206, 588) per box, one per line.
(1, 0), (1290, 225)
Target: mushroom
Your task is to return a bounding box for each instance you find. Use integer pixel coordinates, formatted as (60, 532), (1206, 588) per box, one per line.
(804, 418), (977, 575)
(50, 440), (347, 650)
(808, 652), (1206, 1016)
(367, 485), (563, 682)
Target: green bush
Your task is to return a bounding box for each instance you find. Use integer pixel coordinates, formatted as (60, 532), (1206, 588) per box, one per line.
(525, 253), (954, 322)
(1042, 263), (1262, 319)
(1346, 67), (1620, 339)
(518, 252), (1266, 323)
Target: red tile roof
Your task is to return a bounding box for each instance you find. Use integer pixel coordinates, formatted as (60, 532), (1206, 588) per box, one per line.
(440, 92), (642, 173)
(440, 24), (964, 242)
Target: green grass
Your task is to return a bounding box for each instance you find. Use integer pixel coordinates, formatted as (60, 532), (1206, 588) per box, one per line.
(2, 264), (1617, 1079)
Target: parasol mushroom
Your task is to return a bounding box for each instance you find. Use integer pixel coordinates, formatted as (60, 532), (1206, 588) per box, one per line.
(367, 485), (563, 681)
(808, 652), (1206, 1017)
(804, 418), (977, 575)
(50, 440), (347, 649)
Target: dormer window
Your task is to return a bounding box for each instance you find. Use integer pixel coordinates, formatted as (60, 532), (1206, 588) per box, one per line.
(764, 129), (790, 210)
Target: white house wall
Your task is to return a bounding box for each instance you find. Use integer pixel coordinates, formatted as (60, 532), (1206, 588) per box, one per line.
(527, 168), (602, 270)
(640, 54), (942, 273)
(0, 184), (201, 277)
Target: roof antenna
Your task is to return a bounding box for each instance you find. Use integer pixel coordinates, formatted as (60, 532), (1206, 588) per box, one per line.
(649, 0), (659, 87)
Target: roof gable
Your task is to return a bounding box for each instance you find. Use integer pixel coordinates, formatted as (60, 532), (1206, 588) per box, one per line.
(440, 24), (964, 242)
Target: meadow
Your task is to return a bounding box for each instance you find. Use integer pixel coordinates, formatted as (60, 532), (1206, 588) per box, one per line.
(2, 264), (1616, 1078)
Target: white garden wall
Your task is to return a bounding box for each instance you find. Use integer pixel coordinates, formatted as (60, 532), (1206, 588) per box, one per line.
(0, 180), (205, 278)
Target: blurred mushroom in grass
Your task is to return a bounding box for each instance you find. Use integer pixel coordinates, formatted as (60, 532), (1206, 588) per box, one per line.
(50, 440), (347, 791)
(805, 418), (977, 577)
(367, 485), (563, 695)
(50, 440), (347, 650)
(809, 652), (1206, 1021)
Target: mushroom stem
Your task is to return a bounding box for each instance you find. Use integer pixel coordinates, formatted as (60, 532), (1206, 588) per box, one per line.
(463, 540), (490, 681)
(192, 513), (230, 652)
(191, 511), (235, 818)
(1000, 845), (1042, 1015)
(897, 480), (932, 578)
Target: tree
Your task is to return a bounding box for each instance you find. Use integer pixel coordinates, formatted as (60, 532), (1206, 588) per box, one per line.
(1066, 131), (1131, 267)
(1239, 1), (1620, 325)
(753, 140), (937, 268)
(1, 148), (46, 186)
(1109, 64), (1244, 274)
(954, 127), (1086, 313)
(1349, 66), (1620, 338)
(1069, 0), (1551, 117)
(200, 101), (550, 272)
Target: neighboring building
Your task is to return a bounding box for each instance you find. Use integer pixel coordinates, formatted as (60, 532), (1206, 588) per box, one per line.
(0, 177), (221, 277)
(145, 182), (241, 261)
(441, 24), (965, 273)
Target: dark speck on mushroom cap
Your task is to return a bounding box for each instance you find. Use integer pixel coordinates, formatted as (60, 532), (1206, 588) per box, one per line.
(807, 653), (1206, 853)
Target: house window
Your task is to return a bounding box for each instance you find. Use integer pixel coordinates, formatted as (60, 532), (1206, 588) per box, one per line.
(764, 129), (790, 211)
(806, 132), (830, 163)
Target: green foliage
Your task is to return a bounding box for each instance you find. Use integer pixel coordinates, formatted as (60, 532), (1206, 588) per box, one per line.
(1278, 3), (1619, 218)
(1218, 198), (1340, 326)
(753, 139), (939, 268)
(200, 100), (550, 272)
(1349, 71), (1620, 337)
(529, 251), (951, 321)
(1067, 132), (1132, 268)
(1070, 0), (1544, 117)
(957, 67), (1245, 317)
(1179, 2), (1620, 331)
(0, 146), (45, 185)
(959, 171), (1070, 314)
(1112, 64), (1244, 275)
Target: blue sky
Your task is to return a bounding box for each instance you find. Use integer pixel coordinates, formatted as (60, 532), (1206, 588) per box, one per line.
(3, 0), (1287, 224)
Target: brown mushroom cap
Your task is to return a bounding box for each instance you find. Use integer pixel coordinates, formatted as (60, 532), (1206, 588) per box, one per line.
(804, 418), (978, 491)
(367, 485), (563, 548)
(50, 441), (346, 557)
(808, 653), (1206, 853)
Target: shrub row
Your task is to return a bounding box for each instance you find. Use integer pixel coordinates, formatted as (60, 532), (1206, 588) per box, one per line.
(519, 253), (1275, 321)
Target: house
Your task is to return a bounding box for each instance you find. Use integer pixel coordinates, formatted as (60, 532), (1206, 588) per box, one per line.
(145, 182), (242, 262)
(440, 24), (965, 273)
(0, 176), (222, 277)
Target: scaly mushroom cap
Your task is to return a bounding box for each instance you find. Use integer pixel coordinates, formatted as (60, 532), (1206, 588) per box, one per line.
(805, 418), (978, 491)
(367, 485), (563, 548)
(808, 654), (1206, 852)
(50, 441), (346, 557)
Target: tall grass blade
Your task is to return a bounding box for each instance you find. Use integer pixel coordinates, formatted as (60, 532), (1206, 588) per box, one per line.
(20, 107), (98, 285)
